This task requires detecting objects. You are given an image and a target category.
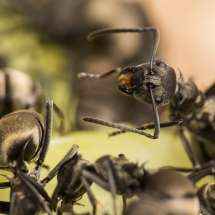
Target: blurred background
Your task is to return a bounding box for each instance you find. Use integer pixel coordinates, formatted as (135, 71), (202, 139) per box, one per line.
(0, 0), (214, 130)
(0, 1), (215, 212)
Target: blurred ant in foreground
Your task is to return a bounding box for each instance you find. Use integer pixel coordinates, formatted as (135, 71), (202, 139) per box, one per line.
(79, 27), (215, 168)
(0, 99), (54, 214)
(0, 56), (43, 116)
(0, 99), (53, 176)
(41, 145), (200, 215)
(0, 56), (65, 133)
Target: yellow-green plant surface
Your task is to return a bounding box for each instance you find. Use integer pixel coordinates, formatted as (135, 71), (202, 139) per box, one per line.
(0, 129), (203, 213)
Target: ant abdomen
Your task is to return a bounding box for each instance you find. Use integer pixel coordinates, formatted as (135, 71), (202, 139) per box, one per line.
(0, 110), (43, 164)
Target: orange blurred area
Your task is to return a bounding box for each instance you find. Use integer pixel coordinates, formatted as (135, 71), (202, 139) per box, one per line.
(141, 0), (215, 90)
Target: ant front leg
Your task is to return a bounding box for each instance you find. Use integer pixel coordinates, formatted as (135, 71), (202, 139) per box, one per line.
(109, 120), (182, 137)
(148, 86), (160, 139)
(83, 87), (162, 139)
(33, 99), (53, 179)
(83, 117), (160, 139)
(179, 127), (200, 168)
(41, 144), (79, 185)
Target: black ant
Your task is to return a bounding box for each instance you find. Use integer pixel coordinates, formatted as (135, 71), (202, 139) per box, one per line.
(78, 27), (181, 139)
(42, 144), (201, 215)
(41, 144), (95, 215)
(79, 27), (215, 168)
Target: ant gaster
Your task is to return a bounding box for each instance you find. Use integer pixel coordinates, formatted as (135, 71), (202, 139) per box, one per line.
(0, 99), (53, 177)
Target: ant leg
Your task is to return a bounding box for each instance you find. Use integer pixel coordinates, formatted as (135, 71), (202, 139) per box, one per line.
(109, 120), (182, 137)
(82, 170), (110, 191)
(16, 170), (52, 215)
(160, 166), (198, 173)
(122, 196), (127, 214)
(84, 117), (158, 139)
(188, 164), (215, 183)
(179, 127), (200, 168)
(78, 68), (121, 80)
(104, 160), (117, 215)
(148, 87), (160, 139)
(53, 102), (65, 134)
(84, 88), (160, 139)
(41, 144), (79, 185)
(51, 184), (61, 210)
(3, 72), (13, 114)
(0, 201), (10, 214)
(19, 171), (51, 203)
(81, 177), (97, 215)
(33, 99), (53, 178)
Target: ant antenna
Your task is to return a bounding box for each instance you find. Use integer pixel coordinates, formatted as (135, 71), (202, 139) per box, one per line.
(87, 27), (160, 73)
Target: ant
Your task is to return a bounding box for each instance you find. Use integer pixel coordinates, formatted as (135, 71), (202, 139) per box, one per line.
(0, 99), (53, 177)
(78, 27), (180, 139)
(0, 164), (52, 215)
(41, 144), (95, 215)
(79, 27), (215, 168)
(42, 144), (201, 215)
(0, 99), (59, 214)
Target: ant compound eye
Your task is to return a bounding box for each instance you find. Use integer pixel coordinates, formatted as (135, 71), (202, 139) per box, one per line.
(118, 73), (134, 95)
(118, 73), (133, 87)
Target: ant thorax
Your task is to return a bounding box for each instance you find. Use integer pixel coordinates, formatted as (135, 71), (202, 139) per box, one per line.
(196, 97), (215, 130)
(170, 78), (204, 122)
(131, 60), (176, 106)
(94, 155), (145, 196)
